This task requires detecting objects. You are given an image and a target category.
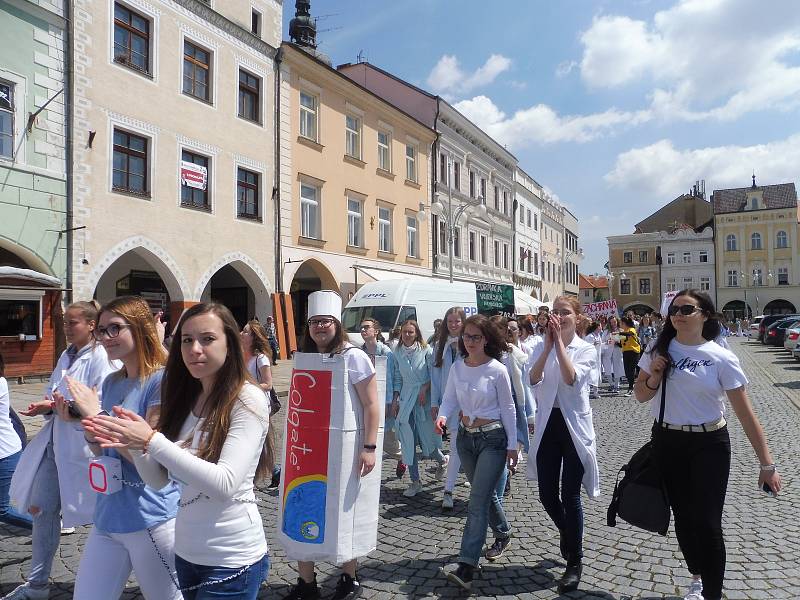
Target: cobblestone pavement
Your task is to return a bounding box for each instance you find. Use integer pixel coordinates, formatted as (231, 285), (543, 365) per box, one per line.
(2, 337), (798, 599)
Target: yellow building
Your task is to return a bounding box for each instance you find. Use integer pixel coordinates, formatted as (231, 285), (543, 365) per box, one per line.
(606, 232), (662, 314)
(278, 42), (435, 332)
(713, 180), (799, 318)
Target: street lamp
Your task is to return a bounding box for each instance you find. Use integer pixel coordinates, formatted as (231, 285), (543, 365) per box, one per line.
(428, 154), (487, 283)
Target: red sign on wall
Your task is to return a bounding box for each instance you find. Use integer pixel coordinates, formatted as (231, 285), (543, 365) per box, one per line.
(180, 160), (207, 190)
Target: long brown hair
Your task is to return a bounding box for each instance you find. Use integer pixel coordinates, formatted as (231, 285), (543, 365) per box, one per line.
(299, 318), (348, 354)
(398, 319), (427, 348)
(458, 314), (509, 361)
(98, 296), (167, 380)
(159, 303), (273, 481)
(434, 306), (466, 367)
(245, 319), (273, 363)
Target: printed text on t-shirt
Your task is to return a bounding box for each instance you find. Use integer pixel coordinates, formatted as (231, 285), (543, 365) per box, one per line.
(671, 356), (714, 372)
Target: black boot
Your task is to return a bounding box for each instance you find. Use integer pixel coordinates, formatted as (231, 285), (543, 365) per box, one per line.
(558, 557), (583, 593)
(283, 576), (321, 600)
(328, 573), (362, 600)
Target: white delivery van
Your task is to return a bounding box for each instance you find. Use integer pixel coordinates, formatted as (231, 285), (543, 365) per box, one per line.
(341, 279), (548, 344)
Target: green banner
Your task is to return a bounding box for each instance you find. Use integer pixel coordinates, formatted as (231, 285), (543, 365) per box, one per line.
(475, 282), (516, 318)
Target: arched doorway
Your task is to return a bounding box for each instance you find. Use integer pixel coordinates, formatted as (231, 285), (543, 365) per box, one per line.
(289, 259), (338, 335)
(722, 300), (752, 320)
(623, 303), (654, 316)
(764, 299), (796, 315)
(196, 254), (272, 328)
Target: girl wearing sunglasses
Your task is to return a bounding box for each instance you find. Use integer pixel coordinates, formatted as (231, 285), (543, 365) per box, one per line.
(635, 289), (781, 600)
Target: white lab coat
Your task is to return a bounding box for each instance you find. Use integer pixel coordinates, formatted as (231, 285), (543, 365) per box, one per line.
(600, 329), (624, 383)
(526, 335), (600, 498)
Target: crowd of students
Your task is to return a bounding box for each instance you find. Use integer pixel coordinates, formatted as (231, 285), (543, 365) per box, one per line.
(0, 289), (781, 600)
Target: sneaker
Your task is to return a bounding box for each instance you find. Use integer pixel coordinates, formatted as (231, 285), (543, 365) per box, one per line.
(395, 461), (407, 479)
(485, 536), (512, 561)
(684, 579), (704, 600)
(623, 390), (633, 397)
(403, 481), (423, 497)
(2, 584), (50, 600)
(441, 491), (454, 510)
(282, 577), (321, 600)
(434, 455), (449, 481)
(268, 468), (281, 489)
(60, 526), (76, 535)
(328, 573), (362, 600)
(440, 563), (475, 591)
(461, 479), (471, 488)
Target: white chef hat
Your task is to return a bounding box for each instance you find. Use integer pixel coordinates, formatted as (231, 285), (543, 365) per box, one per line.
(307, 290), (342, 320)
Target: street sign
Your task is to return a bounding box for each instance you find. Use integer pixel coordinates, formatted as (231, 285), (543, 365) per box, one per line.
(475, 282), (516, 318)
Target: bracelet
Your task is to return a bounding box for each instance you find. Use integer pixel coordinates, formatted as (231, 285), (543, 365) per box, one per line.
(760, 463), (777, 472)
(143, 430), (157, 454)
(363, 444), (377, 451)
(644, 378), (660, 391)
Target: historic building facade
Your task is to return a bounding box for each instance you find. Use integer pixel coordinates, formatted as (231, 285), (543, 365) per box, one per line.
(657, 226), (715, 300)
(562, 208), (581, 297)
(539, 192), (565, 303)
(513, 167), (542, 298)
(71, 0), (281, 329)
(606, 231), (662, 314)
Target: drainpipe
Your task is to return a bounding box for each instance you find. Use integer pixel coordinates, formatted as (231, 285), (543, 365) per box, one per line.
(64, 0), (74, 304)
(273, 47), (283, 293)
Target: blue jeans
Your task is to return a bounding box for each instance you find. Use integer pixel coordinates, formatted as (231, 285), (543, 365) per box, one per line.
(536, 408), (585, 559)
(28, 438), (62, 586)
(0, 449), (33, 529)
(175, 553), (269, 599)
(456, 426), (510, 566)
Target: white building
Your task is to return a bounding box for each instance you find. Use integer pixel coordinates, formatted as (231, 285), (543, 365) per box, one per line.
(658, 226), (716, 296)
(514, 167), (542, 298)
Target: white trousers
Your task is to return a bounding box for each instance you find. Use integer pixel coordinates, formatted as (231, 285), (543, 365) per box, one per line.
(443, 409), (462, 493)
(601, 346), (624, 385)
(74, 519), (182, 600)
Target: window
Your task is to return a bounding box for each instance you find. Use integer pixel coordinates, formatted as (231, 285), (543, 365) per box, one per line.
(751, 232), (762, 250)
(639, 250), (648, 263)
(378, 206), (392, 252)
(113, 3), (150, 74)
(453, 162), (460, 190)
(236, 167), (259, 220)
(623, 251), (632, 264)
(469, 171), (475, 198)
(238, 69), (260, 122)
(547, 262), (551, 282)
(406, 216), (417, 257)
(345, 115), (361, 159)
(700, 277), (710, 291)
(527, 252), (532, 273)
(300, 183), (320, 239)
(666, 278), (677, 292)
(726, 234), (737, 251)
(503, 191), (508, 215)
(727, 270), (738, 287)
(438, 219), (446, 254)
(347, 197), (362, 247)
(683, 277), (693, 289)
(377, 131), (391, 171)
(299, 91), (318, 141)
(181, 149), (210, 209)
(112, 129), (148, 194)
(439, 154), (446, 184)
(0, 298), (40, 338)
(534, 214), (538, 230)
(639, 278), (651, 294)
(494, 240), (500, 267)
(453, 227), (461, 258)
(405, 144), (417, 182)
(682, 251), (691, 264)
(699, 250), (708, 263)
(503, 244), (509, 270)
(469, 231), (476, 261)
(519, 247), (525, 271)
(527, 209), (531, 227)
(183, 40), (211, 102)
(251, 9), (261, 36)
(750, 196), (758, 210)
(1, 82), (15, 159)
(480, 177), (486, 201)
(519, 205), (525, 224)
(480, 235), (487, 264)
(667, 252), (675, 265)
(534, 252), (539, 275)
(778, 267), (789, 285)
(620, 278), (631, 294)
(494, 186), (500, 211)
(752, 268), (763, 286)
(776, 230), (788, 248)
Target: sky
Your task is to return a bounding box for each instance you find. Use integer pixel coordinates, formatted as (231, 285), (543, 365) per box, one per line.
(282, 0), (800, 274)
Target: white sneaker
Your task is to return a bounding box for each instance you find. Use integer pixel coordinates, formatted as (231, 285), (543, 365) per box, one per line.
(60, 526), (75, 535)
(684, 579), (704, 600)
(442, 491), (454, 509)
(403, 481), (423, 497)
(461, 479), (471, 488)
(2, 583), (50, 599)
(434, 455), (450, 480)
(623, 391), (633, 397)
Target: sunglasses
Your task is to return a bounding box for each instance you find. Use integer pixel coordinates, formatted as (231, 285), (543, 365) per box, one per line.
(668, 304), (701, 316)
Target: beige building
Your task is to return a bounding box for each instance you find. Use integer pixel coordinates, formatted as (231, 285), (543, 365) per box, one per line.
(71, 0), (281, 327)
(562, 208), (581, 297)
(539, 192), (564, 303)
(606, 232), (662, 314)
(713, 179), (800, 318)
(278, 43), (435, 332)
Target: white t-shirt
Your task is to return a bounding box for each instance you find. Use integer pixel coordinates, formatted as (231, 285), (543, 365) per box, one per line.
(247, 353), (271, 383)
(439, 359), (517, 450)
(638, 339), (748, 425)
(0, 377), (22, 459)
(342, 343), (375, 386)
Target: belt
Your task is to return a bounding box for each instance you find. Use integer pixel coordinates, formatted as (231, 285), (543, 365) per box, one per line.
(658, 417), (726, 433)
(459, 421), (504, 434)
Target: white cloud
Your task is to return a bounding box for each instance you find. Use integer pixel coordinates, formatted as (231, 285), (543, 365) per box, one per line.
(454, 95), (650, 146)
(426, 54), (512, 95)
(605, 135), (800, 197)
(578, 0), (800, 121)
(555, 60), (578, 78)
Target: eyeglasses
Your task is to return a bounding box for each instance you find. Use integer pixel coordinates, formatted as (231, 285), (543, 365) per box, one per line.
(360, 325), (373, 331)
(552, 309), (574, 317)
(462, 333), (484, 343)
(93, 323), (131, 340)
(668, 304), (701, 317)
(307, 318), (335, 328)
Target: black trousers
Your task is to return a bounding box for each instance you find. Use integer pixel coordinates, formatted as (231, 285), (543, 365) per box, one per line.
(654, 426), (731, 600)
(622, 350), (639, 391)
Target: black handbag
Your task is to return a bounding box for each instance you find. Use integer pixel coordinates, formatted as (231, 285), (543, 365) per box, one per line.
(607, 378), (671, 536)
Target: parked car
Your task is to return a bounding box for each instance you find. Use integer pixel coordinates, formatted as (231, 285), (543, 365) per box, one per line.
(749, 315), (764, 338)
(764, 317), (800, 347)
(759, 313), (800, 343)
(784, 321), (800, 352)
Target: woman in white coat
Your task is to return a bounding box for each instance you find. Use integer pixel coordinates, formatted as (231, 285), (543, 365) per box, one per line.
(528, 296), (599, 594)
(600, 316), (625, 394)
(5, 301), (118, 600)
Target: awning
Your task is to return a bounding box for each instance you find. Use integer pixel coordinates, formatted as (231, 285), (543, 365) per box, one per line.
(0, 267), (62, 288)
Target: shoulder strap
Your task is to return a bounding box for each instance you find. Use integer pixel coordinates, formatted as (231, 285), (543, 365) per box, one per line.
(657, 375), (666, 426)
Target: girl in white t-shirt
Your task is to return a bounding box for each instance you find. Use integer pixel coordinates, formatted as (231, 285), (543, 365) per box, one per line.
(635, 289), (781, 600)
(85, 302), (272, 599)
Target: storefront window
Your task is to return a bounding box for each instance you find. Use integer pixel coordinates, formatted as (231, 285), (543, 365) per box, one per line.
(0, 299), (40, 338)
